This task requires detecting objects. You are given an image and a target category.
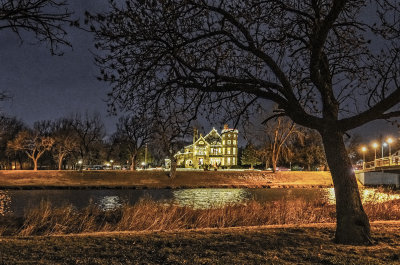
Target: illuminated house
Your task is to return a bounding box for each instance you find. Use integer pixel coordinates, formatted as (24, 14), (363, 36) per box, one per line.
(175, 124), (238, 168)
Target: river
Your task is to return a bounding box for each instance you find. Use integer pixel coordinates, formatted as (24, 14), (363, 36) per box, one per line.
(1, 188), (400, 216)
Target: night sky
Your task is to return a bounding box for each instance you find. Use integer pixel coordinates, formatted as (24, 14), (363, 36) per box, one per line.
(0, 1), (117, 132)
(0, 0), (398, 141)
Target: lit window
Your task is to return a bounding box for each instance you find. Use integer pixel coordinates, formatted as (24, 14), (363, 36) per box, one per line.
(219, 148), (221, 153)
(223, 148), (226, 154)
(228, 134), (231, 137)
(223, 140), (225, 145)
(228, 140), (231, 144)
(228, 149), (231, 154)
(233, 148), (236, 155)
(233, 140), (236, 145)
(227, 157), (231, 165)
(233, 157), (236, 164)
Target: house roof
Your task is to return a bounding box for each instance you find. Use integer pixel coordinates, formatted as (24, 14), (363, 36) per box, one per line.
(204, 127), (222, 145)
(194, 135), (209, 146)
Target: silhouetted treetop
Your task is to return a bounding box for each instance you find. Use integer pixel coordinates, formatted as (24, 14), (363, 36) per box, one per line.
(0, 0), (74, 55)
(89, 0), (400, 131)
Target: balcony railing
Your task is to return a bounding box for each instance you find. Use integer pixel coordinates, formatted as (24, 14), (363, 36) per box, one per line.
(363, 155), (400, 170)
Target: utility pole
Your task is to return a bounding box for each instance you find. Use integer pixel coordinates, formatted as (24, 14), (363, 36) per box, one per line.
(144, 143), (148, 169)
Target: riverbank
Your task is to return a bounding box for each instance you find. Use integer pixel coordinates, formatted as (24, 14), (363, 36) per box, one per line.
(1, 221), (399, 264)
(0, 170), (333, 189)
(2, 196), (399, 236)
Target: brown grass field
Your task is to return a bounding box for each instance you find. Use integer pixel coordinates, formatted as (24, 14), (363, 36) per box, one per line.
(1, 196), (399, 237)
(0, 222), (400, 264)
(0, 170), (333, 189)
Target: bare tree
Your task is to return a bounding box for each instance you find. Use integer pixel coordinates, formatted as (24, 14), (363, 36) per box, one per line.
(113, 115), (152, 170)
(8, 130), (54, 170)
(292, 129), (327, 171)
(50, 118), (79, 170)
(0, 115), (26, 169)
(264, 117), (298, 173)
(0, 0), (73, 54)
(89, 1), (400, 244)
(151, 112), (189, 179)
(71, 112), (105, 166)
(0, 0), (74, 100)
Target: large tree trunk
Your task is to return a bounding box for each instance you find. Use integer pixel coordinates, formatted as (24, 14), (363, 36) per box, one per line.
(272, 158), (277, 173)
(169, 155), (177, 179)
(58, 155), (64, 170)
(131, 155), (136, 171)
(33, 158), (38, 171)
(321, 130), (372, 245)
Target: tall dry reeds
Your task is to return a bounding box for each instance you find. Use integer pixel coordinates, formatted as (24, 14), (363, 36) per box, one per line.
(1, 197), (400, 236)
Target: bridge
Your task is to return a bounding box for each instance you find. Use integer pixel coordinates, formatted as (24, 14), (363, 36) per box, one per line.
(363, 156), (400, 172)
(357, 156), (400, 186)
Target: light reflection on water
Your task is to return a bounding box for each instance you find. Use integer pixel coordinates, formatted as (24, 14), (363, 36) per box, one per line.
(172, 189), (251, 209)
(97, 196), (122, 210)
(324, 188), (400, 205)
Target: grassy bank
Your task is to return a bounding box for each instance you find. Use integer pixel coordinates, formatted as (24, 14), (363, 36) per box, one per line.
(1, 197), (399, 236)
(0, 170), (333, 189)
(1, 222), (400, 264)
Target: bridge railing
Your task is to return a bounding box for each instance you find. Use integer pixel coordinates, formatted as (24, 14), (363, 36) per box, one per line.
(363, 155), (400, 170)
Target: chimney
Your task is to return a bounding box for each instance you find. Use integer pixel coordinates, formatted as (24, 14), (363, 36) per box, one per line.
(224, 124), (229, 130)
(193, 128), (198, 144)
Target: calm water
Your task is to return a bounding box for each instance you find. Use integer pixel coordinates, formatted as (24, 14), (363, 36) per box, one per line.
(1, 188), (400, 217)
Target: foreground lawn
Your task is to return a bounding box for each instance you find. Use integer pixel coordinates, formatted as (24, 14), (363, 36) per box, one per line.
(1, 222), (399, 264)
(0, 170), (333, 189)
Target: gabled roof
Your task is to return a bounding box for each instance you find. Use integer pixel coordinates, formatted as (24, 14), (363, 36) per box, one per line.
(194, 135), (209, 146)
(204, 127), (222, 145)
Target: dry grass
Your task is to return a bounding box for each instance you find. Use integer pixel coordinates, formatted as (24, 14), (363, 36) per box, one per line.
(0, 170), (333, 189)
(2, 196), (400, 237)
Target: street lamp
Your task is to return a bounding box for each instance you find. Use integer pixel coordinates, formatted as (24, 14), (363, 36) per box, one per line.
(78, 160), (83, 171)
(382, 142), (387, 159)
(372, 142), (378, 167)
(361, 147), (367, 169)
(110, 160), (114, 170)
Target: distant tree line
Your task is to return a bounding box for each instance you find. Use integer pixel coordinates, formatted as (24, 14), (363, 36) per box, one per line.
(2, 111), (374, 172)
(0, 112), (167, 171)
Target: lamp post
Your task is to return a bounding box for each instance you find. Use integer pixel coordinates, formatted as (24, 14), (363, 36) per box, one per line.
(361, 147), (367, 169)
(144, 143), (148, 169)
(382, 142), (387, 158)
(373, 143), (378, 167)
(387, 138), (393, 165)
(78, 160), (83, 171)
(110, 160), (114, 170)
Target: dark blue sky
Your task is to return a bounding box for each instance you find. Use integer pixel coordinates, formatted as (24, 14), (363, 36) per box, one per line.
(0, 0), (398, 142)
(0, 0), (117, 133)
